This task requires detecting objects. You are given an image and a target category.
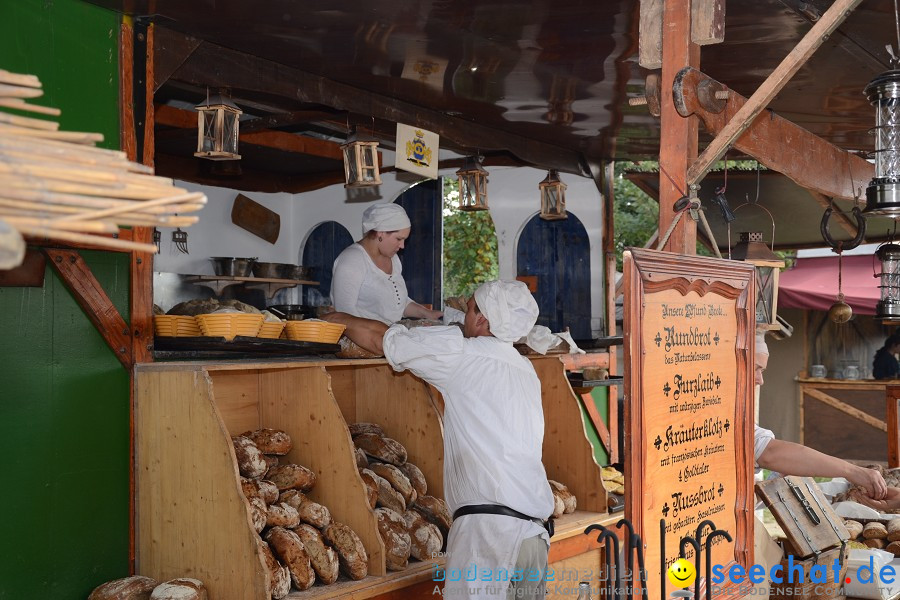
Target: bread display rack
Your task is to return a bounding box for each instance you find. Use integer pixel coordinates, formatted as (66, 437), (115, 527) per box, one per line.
(134, 355), (612, 599)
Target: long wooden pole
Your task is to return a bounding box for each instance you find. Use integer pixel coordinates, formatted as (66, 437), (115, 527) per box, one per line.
(687, 0), (863, 186)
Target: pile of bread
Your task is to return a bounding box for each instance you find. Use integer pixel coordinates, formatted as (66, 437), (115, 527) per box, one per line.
(844, 518), (900, 554)
(549, 480), (577, 518)
(602, 466), (625, 496)
(88, 576), (207, 600)
(351, 422), (450, 571)
(234, 428), (368, 598)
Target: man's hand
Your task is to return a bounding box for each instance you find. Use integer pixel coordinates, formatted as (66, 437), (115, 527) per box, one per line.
(852, 486), (900, 511)
(847, 466), (888, 500)
(323, 311), (388, 355)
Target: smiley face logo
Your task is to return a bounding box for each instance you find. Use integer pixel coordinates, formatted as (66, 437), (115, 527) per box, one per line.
(667, 558), (696, 588)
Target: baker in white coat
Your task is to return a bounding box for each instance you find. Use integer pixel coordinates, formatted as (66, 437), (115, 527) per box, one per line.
(331, 202), (442, 324)
(325, 280), (555, 599)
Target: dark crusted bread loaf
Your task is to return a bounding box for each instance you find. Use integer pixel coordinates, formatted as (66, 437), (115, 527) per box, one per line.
(88, 576), (158, 600)
(294, 523), (340, 585)
(323, 522), (369, 580)
(148, 578), (208, 600)
(243, 428), (292, 455)
(266, 463), (317, 492)
(375, 507), (411, 571)
(265, 526), (316, 591)
(232, 436), (268, 479)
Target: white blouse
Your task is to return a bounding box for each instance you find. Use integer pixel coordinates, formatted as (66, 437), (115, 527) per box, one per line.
(331, 243), (411, 324)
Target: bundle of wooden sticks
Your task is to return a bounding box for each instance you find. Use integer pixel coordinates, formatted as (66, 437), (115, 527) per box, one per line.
(0, 68), (206, 263)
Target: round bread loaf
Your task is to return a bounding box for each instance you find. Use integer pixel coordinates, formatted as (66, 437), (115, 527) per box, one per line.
(864, 521), (888, 540)
(88, 576), (158, 600)
(260, 540), (291, 599)
(243, 428), (293, 455)
(865, 538), (887, 549)
(278, 490), (331, 529)
(549, 490), (565, 519)
(248, 496), (267, 533)
(323, 522), (369, 580)
(844, 519), (864, 540)
(262, 454), (279, 471)
(149, 578), (207, 600)
(397, 462), (427, 497)
(548, 480), (577, 514)
(403, 511), (443, 561)
(354, 433), (407, 466)
(294, 523), (340, 585)
(370, 463), (415, 506)
(888, 519), (900, 542)
(359, 469), (379, 509)
(265, 526), (316, 591)
(376, 507), (412, 571)
(413, 495), (452, 536)
(372, 471), (406, 513)
(232, 436), (267, 479)
(355, 447), (369, 469)
(888, 541), (900, 556)
(241, 478), (279, 505)
(266, 463), (317, 492)
(266, 502), (301, 529)
(349, 422), (384, 438)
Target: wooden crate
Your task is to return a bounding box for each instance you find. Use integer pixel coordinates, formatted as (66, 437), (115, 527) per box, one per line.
(134, 355), (610, 599)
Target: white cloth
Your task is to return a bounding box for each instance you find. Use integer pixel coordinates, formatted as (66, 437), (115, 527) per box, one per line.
(361, 202), (410, 235)
(382, 325), (555, 598)
(754, 425), (775, 470)
(473, 280), (539, 343)
(331, 243), (411, 324)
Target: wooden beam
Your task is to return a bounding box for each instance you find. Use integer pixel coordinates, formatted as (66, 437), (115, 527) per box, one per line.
(658, 0), (698, 254)
(44, 249), (132, 369)
(153, 25), (201, 93)
(803, 387), (887, 432)
(168, 40), (591, 177)
(579, 391), (611, 456)
(640, 0), (724, 69)
(674, 67), (874, 201)
(686, 0), (864, 187)
(691, 0), (726, 46)
(600, 160), (619, 463)
(888, 386), (900, 468)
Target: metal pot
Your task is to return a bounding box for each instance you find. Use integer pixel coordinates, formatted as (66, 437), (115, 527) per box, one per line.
(210, 256), (256, 277)
(267, 304), (318, 320)
(252, 262), (289, 279)
(284, 265), (314, 280)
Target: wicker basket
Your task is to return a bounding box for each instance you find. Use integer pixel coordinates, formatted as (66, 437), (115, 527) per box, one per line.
(196, 313), (264, 340)
(284, 320), (345, 343)
(154, 315), (201, 337)
(257, 321), (287, 339)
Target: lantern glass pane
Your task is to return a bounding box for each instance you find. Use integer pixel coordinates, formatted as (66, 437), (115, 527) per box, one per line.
(459, 175), (473, 205)
(884, 254), (900, 275)
(201, 112), (216, 152)
(546, 188), (559, 210)
(883, 273), (900, 302)
(876, 100), (900, 179)
(346, 150), (359, 183)
(223, 113), (239, 154)
(362, 146), (376, 168)
(756, 267), (774, 323)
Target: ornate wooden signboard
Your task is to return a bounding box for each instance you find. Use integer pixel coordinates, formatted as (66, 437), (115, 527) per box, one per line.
(624, 248), (755, 600)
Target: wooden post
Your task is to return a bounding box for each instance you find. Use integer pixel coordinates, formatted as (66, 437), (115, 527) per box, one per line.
(602, 161), (619, 463)
(888, 386), (900, 468)
(658, 0), (698, 254)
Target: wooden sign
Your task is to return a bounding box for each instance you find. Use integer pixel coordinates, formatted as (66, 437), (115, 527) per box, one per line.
(623, 248), (755, 600)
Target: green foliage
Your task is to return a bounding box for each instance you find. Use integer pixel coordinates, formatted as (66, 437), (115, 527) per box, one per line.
(442, 177), (500, 297)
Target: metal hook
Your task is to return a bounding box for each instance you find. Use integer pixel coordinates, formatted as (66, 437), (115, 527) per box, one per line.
(599, 530), (622, 600)
(679, 536), (702, 600)
(704, 531), (733, 600)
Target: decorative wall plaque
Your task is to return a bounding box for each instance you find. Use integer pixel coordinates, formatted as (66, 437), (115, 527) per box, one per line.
(623, 248), (755, 600)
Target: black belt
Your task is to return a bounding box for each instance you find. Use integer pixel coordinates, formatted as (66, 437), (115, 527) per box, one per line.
(453, 504), (554, 538)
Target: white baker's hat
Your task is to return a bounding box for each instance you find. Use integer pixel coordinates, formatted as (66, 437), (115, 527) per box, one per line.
(362, 203), (410, 235)
(473, 280), (539, 342)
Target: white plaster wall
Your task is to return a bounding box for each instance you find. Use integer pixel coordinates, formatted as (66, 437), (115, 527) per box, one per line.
(154, 161), (606, 335)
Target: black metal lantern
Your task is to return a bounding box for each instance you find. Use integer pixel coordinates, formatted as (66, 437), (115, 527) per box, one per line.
(194, 93), (241, 160)
(340, 129), (381, 188)
(864, 70), (900, 217)
(539, 169), (567, 220)
(456, 155), (489, 211)
(877, 242), (900, 321)
(730, 232), (786, 329)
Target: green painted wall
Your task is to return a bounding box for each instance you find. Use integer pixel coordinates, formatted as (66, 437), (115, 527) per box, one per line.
(0, 1), (128, 598)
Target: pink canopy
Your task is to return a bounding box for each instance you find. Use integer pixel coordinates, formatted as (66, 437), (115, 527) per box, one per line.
(778, 255), (879, 315)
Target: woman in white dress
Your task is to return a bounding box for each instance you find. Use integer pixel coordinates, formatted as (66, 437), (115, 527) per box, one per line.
(331, 203), (443, 324)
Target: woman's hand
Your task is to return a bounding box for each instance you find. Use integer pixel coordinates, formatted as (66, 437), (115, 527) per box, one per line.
(847, 465), (888, 500)
(852, 486), (900, 511)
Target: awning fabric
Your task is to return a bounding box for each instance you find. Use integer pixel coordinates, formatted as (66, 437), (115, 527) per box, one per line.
(778, 255), (879, 315)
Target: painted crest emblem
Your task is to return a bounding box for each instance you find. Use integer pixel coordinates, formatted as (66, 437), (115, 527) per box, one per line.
(405, 129), (432, 167)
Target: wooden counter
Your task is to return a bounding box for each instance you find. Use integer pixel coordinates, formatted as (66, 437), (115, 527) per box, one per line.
(134, 355), (612, 599)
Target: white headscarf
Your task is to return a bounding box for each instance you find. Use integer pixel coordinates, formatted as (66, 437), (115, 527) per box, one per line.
(362, 203), (411, 235)
(473, 280), (539, 343)
(755, 330), (769, 356)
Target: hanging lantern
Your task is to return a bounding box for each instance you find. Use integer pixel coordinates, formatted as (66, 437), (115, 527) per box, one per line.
(876, 242), (900, 321)
(539, 169), (568, 220)
(341, 129), (381, 188)
(456, 155), (489, 211)
(864, 70), (900, 217)
(194, 93), (241, 160)
(730, 232), (786, 329)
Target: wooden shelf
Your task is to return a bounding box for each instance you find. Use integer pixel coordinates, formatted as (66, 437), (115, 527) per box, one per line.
(185, 275), (319, 298)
